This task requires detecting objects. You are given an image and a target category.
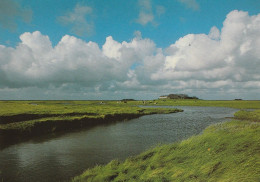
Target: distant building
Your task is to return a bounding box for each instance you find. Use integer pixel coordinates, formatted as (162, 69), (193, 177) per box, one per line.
(121, 99), (135, 103)
(159, 96), (168, 99)
(168, 94), (188, 99)
(159, 94), (198, 100)
(121, 99), (135, 101)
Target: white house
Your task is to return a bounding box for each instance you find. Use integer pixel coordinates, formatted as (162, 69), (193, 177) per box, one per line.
(159, 95), (168, 99)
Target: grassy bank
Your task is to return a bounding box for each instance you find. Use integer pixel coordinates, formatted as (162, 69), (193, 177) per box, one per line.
(234, 109), (260, 122)
(72, 109), (260, 182)
(123, 99), (260, 109)
(0, 101), (182, 138)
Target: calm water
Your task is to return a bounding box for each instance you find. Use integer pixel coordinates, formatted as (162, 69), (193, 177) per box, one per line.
(0, 106), (237, 182)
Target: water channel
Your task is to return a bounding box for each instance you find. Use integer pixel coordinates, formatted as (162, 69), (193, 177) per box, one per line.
(0, 106), (238, 182)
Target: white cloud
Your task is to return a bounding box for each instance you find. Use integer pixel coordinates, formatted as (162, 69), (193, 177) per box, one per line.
(0, 30), (158, 89)
(137, 12), (154, 26)
(136, 0), (165, 26)
(102, 36), (122, 60)
(208, 26), (220, 40)
(178, 0), (200, 11)
(151, 10), (260, 98)
(58, 3), (94, 36)
(0, 0), (32, 31)
(136, 0), (154, 25)
(0, 10), (260, 100)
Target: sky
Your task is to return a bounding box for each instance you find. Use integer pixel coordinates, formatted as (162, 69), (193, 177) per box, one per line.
(0, 0), (260, 100)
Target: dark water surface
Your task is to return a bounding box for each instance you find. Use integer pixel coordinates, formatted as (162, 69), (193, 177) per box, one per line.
(0, 106), (237, 182)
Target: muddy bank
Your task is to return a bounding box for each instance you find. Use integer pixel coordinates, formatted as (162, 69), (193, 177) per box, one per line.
(0, 114), (144, 136)
(0, 108), (182, 149)
(0, 113), (146, 149)
(0, 111), (183, 149)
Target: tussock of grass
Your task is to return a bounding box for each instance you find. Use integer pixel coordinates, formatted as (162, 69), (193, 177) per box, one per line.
(72, 115), (260, 181)
(234, 109), (260, 122)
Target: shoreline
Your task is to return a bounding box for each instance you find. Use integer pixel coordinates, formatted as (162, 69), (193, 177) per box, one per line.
(0, 108), (182, 148)
(72, 109), (260, 181)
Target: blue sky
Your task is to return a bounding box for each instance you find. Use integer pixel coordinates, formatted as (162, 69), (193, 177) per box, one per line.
(1, 0), (260, 48)
(0, 0), (260, 100)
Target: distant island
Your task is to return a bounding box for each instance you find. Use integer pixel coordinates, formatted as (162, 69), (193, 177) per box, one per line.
(159, 94), (199, 100)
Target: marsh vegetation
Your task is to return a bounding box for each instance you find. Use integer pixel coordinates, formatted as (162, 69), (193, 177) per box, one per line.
(0, 100), (181, 139)
(73, 107), (260, 182)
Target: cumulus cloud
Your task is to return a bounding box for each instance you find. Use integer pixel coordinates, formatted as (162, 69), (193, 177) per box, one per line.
(178, 0), (200, 11)
(151, 10), (260, 98)
(136, 0), (165, 26)
(58, 3), (94, 36)
(208, 26), (220, 40)
(0, 30), (158, 89)
(0, 10), (260, 100)
(0, 0), (32, 31)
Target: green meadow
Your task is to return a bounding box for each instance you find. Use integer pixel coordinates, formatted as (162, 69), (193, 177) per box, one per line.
(0, 100), (181, 137)
(126, 99), (260, 109)
(1, 99), (259, 137)
(71, 101), (260, 182)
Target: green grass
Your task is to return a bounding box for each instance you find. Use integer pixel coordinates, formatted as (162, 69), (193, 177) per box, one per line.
(0, 100), (181, 118)
(1, 100), (259, 116)
(0, 100), (182, 116)
(234, 109), (260, 122)
(127, 99), (260, 109)
(0, 101), (181, 135)
(72, 109), (260, 182)
(1, 99), (259, 136)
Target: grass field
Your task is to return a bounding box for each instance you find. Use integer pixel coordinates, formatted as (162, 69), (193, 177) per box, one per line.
(1, 100), (259, 116)
(124, 99), (260, 109)
(72, 103), (260, 182)
(1, 100), (259, 137)
(0, 100), (181, 137)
